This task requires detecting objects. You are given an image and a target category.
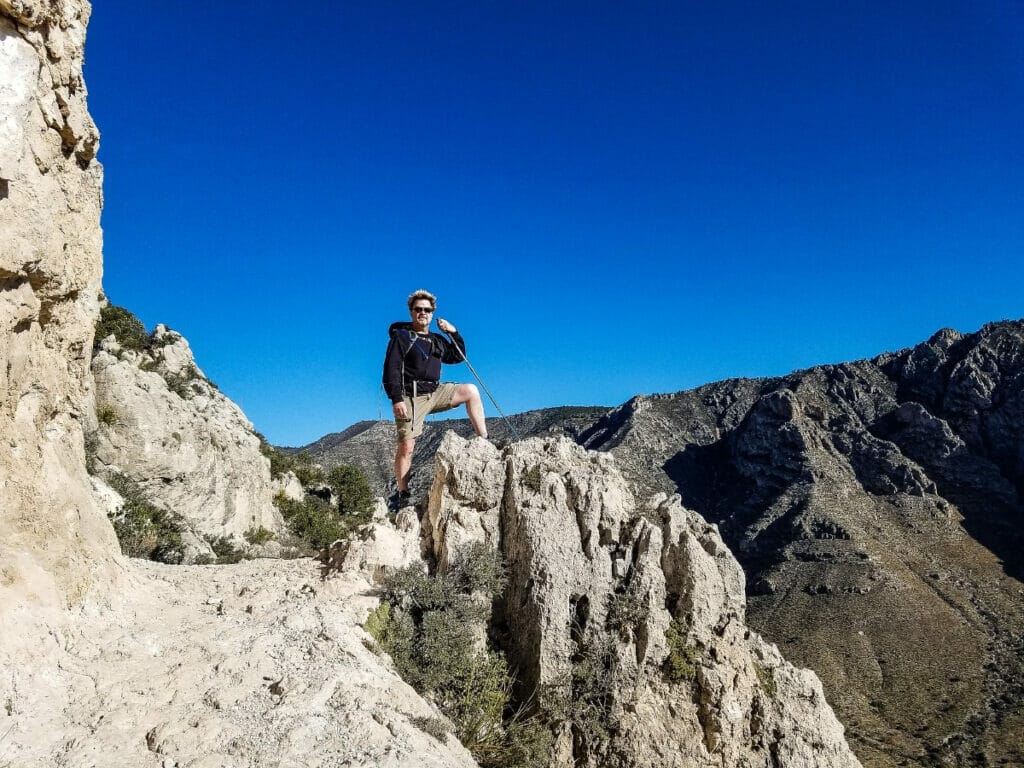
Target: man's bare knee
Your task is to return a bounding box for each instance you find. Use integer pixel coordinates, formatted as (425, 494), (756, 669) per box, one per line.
(452, 383), (480, 406)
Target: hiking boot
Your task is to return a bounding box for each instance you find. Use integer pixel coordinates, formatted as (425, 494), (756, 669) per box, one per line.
(388, 489), (412, 513)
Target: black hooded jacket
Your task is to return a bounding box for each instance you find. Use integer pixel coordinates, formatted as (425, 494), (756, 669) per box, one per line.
(382, 321), (466, 404)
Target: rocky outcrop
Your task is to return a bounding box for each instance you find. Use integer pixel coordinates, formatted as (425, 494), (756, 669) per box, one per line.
(0, 0), (121, 751)
(8, 558), (481, 768)
(91, 324), (284, 547)
(429, 433), (861, 768)
(578, 320), (1024, 768)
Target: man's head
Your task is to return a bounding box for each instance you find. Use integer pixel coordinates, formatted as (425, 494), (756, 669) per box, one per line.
(408, 289), (436, 331)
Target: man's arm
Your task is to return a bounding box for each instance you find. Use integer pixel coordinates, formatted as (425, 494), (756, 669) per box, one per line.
(435, 325), (466, 364)
(382, 334), (406, 403)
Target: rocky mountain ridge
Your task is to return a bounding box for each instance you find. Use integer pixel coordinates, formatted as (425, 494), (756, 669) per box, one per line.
(0, 5), (863, 765)
(578, 320), (1024, 767)
(308, 320), (1024, 768)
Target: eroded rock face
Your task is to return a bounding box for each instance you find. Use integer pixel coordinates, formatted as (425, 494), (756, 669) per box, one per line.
(578, 321), (1024, 768)
(0, 0), (122, 752)
(90, 325), (284, 545)
(429, 434), (862, 768)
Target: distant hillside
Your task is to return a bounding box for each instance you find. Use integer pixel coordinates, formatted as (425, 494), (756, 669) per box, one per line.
(579, 320), (1024, 768)
(297, 406), (611, 494)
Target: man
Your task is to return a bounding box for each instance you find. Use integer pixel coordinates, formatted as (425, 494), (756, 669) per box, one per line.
(382, 289), (487, 508)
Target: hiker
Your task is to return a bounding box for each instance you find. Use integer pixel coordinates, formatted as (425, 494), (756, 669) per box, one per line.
(382, 289), (487, 507)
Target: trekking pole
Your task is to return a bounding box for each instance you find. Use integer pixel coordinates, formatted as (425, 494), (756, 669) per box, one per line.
(441, 329), (521, 441)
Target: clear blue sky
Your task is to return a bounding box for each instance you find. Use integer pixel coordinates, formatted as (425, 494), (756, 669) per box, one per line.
(84, 1), (1023, 447)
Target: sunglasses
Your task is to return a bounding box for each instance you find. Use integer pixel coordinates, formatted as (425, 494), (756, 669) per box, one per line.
(412, 306), (434, 314)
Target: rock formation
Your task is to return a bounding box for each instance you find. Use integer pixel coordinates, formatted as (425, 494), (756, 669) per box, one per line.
(0, 0), (121, 749)
(427, 433), (862, 767)
(578, 321), (1024, 768)
(91, 322), (284, 550)
(0, 5), (483, 766)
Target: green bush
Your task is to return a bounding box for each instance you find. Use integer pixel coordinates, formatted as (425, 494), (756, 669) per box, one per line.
(244, 526), (275, 545)
(96, 403), (118, 427)
(410, 715), (449, 742)
(257, 435), (295, 479)
(291, 453), (325, 487)
(366, 555), (551, 768)
(754, 662), (777, 698)
(663, 617), (701, 682)
(273, 490), (358, 551)
(327, 464), (374, 519)
(606, 590), (649, 635)
(566, 639), (618, 757)
(106, 473), (185, 564)
(164, 364), (202, 399)
(203, 534), (244, 564)
(94, 303), (148, 352)
(452, 541), (508, 596)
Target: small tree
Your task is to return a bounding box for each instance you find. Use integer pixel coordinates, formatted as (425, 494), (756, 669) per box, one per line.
(327, 464), (373, 518)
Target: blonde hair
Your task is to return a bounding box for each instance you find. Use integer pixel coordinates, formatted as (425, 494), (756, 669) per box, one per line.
(407, 289), (437, 311)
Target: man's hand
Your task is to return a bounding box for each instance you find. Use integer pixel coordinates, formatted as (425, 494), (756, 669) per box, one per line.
(437, 318), (457, 334)
(393, 401), (409, 419)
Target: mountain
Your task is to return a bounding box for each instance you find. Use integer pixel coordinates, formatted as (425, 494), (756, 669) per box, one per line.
(578, 320), (1024, 768)
(297, 406), (610, 495)
(308, 320), (1024, 768)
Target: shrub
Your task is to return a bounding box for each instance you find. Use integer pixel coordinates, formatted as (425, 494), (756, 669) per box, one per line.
(94, 303), (148, 352)
(366, 557), (551, 768)
(96, 403), (118, 427)
(84, 431), (100, 475)
(204, 534), (244, 564)
(663, 617), (701, 682)
(754, 662), (777, 698)
(410, 715), (449, 742)
(451, 541), (508, 596)
(244, 526), (275, 545)
(606, 590), (649, 634)
(523, 465), (542, 493)
(257, 434), (295, 480)
(106, 473), (185, 564)
(291, 453), (325, 487)
(566, 639), (618, 757)
(164, 364), (202, 399)
(272, 490), (359, 552)
(327, 464), (374, 519)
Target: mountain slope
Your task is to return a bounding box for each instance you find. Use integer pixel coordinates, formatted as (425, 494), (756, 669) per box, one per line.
(579, 320), (1024, 768)
(299, 406), (610, 495)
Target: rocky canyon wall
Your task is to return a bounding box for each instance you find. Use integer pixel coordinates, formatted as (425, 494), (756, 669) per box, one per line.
(0, 0), (121, 747)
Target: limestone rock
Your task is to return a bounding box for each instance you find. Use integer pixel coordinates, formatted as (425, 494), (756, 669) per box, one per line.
(428, 434), (862, 768)
(1, 0), (120, 753)
(3, 558), (480, 768)
(335, 505), (424, 582)
(90, 324), (284, 545)
(579, 320), (1024, 768)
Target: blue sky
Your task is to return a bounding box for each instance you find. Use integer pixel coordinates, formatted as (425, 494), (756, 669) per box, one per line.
(85, 1), (1023, 447)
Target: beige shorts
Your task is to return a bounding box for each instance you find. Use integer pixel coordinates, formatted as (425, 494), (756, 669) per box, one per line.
(395, 382), (460, 441)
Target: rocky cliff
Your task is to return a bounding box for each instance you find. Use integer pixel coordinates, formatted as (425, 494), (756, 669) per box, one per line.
(0, 0), (122, 748)
(424, 433), (862, 768)
(91, 321), (284, 552)
(578, 321), (1024, 768)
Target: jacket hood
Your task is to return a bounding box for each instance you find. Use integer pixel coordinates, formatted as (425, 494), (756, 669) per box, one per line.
(389, 321), (417, 336)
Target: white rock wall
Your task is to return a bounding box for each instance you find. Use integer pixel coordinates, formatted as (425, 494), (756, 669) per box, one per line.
(428, 433), (863, 768)
(91, 326), (284, 544)
(0, 0), (122, 755)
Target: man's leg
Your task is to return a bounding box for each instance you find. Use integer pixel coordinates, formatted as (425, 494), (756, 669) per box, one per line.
(451, 383), (487, 438)
(395, 438), (415, 491)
